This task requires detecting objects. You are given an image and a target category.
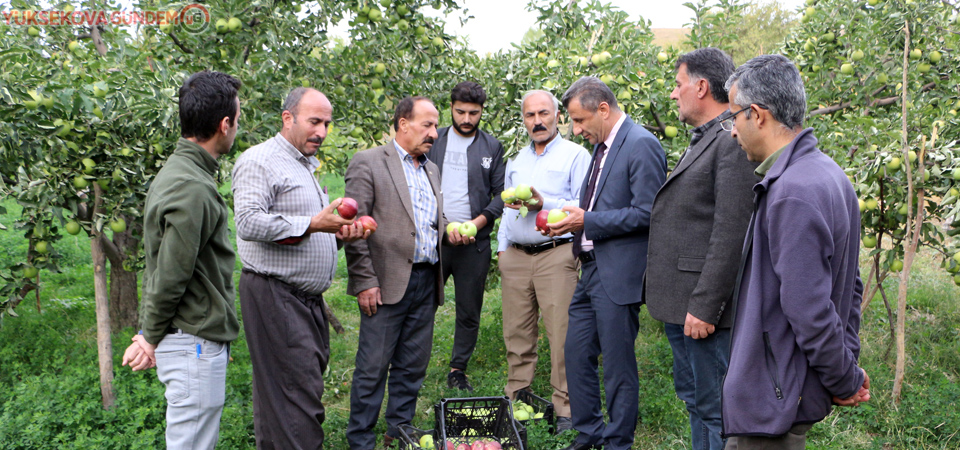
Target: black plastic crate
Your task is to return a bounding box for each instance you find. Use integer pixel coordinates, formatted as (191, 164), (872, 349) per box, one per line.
(514, 390), (556, 433)
(398, 424), (435, 450)
(434, 396), (526, 450)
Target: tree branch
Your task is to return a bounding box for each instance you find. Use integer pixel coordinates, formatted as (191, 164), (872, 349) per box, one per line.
(90, 25), (107, 56)
(99, 234), (124, 265)
(809, 82), (936, 116)
(168, 32), (195, 54)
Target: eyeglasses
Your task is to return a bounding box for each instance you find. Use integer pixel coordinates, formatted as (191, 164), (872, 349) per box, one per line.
(720, 104), (769, 131)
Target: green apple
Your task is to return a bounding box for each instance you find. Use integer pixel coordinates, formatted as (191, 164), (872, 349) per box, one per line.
(889, 259), (903, 272)
(23, 266), (39, 279)
(804, 40), (815, 53)
(805, 6), (815, 16)
(910, 49), (922, 60)
(397, 5), (410, 15)
(851, 50), (864, 62)
(82, 158), (96, 173)
(862, 235), (878, 248)
(664, 126), (678, 139)
(227, 17), (242, 31)
(415, 26), (426, 36)
(397, 19), (409, 31)
(68, 40), (80, 51)
(821, 31), (834, 42)
(599, 74), (615, 85)
(35, 241), (50, 254)
(350, 127), (363, 139)
(419, 434), (435, 450)
(515, 184), (533, 201)
(73, 176), (89, 189)
(954, 169), (960, 181)
(446, 222), (461, 235)
(41, 96), (54, 108)
(858, 199), (866, 211)
(954, 274), (960, 286)
(868, 0), (879, 5)
(216, 19), (228, 33)
(546, 209), (567, 224)
(929, 50), (942, 64)
(917, 63), (931, 73)
(24, 99), (39, 109)
(65, 221), (81, 235)
(432, 36), (443, 47)
(886, 157), (901, 171)
(121, 147), (133, 156)
(367, 8), (382, 21)
(617, 89), (632, 101)
(864, 198), (879, 210)
(877, 73), (889, 84)
(514, 409), (530, 421)
(591, 54), (602, 66)
(908, 150), (917, 163)
(370, 79), (383, 90)
(657, 52), (668, 63)
(600, 51), (611, 63)
(159, 23), (172, 33)
(93, 107), (103, 119)
(840, 63), (855, 75)
(374, 62), (386, 74)
(459, 221), (477, 238)
(109, 219), (127, 233)
(501, 187), (517, 203)
(28, 26), (40, 37)
(97, 179), (109, 190)
(547, 59), (560, 68)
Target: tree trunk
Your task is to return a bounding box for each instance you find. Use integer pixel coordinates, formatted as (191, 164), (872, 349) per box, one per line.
(107, 225), (140, 331)
(91, 185), (116, 409)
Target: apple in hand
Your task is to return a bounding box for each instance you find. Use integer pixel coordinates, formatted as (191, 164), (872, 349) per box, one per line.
(500, 187), (517, 203)
(535, 210), (549, 231)
(337, 197), (358, 220)
(447, 222), (462, 235)
(547, 209), (568, 224)
(358, 215), (378, 233)
(459, 221), (478, 238)
(514, 184), (532, 201)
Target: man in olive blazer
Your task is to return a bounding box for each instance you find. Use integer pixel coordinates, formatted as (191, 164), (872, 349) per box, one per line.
(343, 97), (470, 450)
(644, 48), (758, 450)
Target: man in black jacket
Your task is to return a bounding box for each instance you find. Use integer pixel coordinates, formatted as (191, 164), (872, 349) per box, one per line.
(426, 81), (506, 391)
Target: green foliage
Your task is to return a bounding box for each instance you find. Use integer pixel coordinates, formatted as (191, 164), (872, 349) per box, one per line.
(683, 0), (798, 65)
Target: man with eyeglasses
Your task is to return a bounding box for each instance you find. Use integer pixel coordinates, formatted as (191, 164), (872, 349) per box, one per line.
(720, 54), (870, 450)
(645, 47), (758, 450)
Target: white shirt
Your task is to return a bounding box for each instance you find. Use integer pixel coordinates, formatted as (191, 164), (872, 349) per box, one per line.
(581, 113), (628, 252)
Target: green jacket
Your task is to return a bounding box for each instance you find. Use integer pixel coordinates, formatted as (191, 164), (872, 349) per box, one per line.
(140, 138), (239, 345)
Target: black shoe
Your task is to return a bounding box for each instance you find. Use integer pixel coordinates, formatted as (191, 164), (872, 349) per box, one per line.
(555, 416), (573, 433)
(447, 370), (474, 392)
(560, 441), (602, 450)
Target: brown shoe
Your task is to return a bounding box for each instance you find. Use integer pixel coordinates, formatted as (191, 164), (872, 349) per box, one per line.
(381, 434), (396, 449)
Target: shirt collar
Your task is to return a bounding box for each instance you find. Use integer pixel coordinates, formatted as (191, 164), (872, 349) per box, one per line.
(393, 139), (428, 166)
(602, 113), (628, 150)
(526, 130), (563, 156)
(274, 133), (320, 170)
(755, 145), (787, 178)
(175, 138), (220, 177)
(689, 112), (725, 148)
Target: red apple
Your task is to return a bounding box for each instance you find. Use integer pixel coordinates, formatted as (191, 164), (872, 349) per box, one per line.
(445, 441), (456, 450)
(338, 197), (358, 220)
(456, 443), (470, 450)
(358, 215), (378, 233)
(535, 210), (549, 231)
(483, 442), (502, 450)
(471, 441), (485, 450)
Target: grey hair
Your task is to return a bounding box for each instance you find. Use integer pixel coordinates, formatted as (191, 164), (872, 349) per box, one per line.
(282, 87), (316, 118)
(724, 54), (806, 130)
(561, 76), (619, 112)
(521, 90), (561, 115)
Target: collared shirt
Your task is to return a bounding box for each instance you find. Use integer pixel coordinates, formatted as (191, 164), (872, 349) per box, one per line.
(394, 140), (440, 264)
(497, 133), (592, 252)
(755, 146), (787, 178)
(581, 112), (628, 252)
(674, 113), (726, 170)
(233, 134), (338, 295)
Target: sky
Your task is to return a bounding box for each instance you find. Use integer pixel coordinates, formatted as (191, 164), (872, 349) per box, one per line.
(434, 0), (807, 54)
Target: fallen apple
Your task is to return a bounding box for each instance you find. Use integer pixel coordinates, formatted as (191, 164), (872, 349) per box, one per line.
(419, 434), (435, 449)
(358, 215), (378, 233)
(337, 198), (358, 220)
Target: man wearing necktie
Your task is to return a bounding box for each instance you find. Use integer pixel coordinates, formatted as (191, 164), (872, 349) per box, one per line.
(545, 77), (667, 450)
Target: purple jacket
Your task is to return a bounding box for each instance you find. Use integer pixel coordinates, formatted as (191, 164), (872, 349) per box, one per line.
(722, 129), (865, 437)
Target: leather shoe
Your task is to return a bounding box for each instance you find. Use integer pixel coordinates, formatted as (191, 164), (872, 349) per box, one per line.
(560, 440), (602, 450)
(555, 416), (573, 433)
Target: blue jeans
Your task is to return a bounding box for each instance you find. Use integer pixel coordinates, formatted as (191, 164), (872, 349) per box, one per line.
(665, 323), (731, 450)
(155, 331), (230, 450)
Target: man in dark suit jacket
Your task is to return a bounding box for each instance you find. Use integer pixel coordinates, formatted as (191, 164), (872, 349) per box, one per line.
(644, 48), (758, 450)
(425, 81), (505, 391)
(343, 97), (471, 450)
(546, 77), (667, 450)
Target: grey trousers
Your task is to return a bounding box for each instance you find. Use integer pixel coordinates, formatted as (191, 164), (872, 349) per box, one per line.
(240, 270), (329, 450)
(347, 264), (438, 450)
(724, 423), (813, 450)
(155, 330), (229, 450)
(441, 240), (492, 371)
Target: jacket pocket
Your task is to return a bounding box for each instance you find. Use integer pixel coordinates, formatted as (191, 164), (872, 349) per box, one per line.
(677, 255), (705, 272)
(763, 332), (784, 400)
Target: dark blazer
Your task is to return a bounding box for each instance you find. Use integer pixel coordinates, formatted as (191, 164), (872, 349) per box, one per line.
(581, 115), (667, 306)
(343, 143), (446, 306)
(645, 118), (758, 328)
(426, 127), (506, 242)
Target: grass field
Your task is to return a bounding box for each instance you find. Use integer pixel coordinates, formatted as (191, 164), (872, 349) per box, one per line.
(1, 192), (959, 449)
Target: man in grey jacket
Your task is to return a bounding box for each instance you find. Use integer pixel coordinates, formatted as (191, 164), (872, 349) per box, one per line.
(721, 54), (870, 449)
(425, 81), (506, 392)
(645, 48), (757, 450)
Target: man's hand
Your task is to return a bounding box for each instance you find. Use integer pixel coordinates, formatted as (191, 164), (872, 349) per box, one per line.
(307, 198), (356, 234)
(544, 206), (585, 237)
(357, 287), (382, 316)
(684, 312), (716, 339)
(834, 368), (871, 406)
(121, 335), (157, 371)
(504, 186), (544, 211)
(336, 221), (370, 242)
(446, 225), (476, 246)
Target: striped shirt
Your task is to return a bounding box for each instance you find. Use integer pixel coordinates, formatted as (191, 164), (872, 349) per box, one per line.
(393, 140), (439, 264)
(232, 134), (338, 295)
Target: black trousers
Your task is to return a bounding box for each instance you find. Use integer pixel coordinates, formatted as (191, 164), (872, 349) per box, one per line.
(240, 269), (329, 450)
(441, 241), (492, 371)
(346, 264), (438, 450)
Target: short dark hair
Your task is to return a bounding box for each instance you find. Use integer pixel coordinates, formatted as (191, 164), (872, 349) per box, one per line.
(179, 71), (241, 142)
(561, 76), (618, 112)
(450, 81), (487, 106)
(394, 96), (434, 131)
(676, 47), (736, 104)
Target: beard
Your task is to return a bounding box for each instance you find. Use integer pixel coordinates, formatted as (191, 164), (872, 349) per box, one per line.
(452, 120), (478, 136)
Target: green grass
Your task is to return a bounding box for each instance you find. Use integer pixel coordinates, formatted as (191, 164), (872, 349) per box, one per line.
(2, 194), (960, 449)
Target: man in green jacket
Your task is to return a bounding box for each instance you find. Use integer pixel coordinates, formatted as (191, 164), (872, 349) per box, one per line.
(121, 70), (242, 450)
